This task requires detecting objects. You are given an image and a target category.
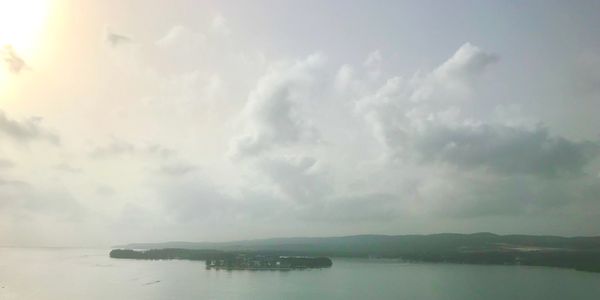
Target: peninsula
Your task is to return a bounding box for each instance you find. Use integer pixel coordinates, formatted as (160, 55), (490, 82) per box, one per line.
(111, 233), (600, 273)
(109, 248), (333, 270)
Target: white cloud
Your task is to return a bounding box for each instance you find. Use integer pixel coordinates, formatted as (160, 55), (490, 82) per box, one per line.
(3, 1), (600, 246)
(411, 42), (498, 103)
(229, 54), (325, 158)
(355, 43), (498, 161)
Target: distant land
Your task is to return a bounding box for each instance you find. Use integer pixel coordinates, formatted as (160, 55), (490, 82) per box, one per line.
(113, 232), (600, 273)
(109, 248), (333, 270)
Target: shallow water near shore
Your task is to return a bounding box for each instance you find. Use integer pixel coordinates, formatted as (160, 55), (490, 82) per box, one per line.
(1, 247), (599, 300)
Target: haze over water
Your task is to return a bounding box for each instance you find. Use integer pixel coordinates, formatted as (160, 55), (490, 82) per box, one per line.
(1, 248), (599, 300)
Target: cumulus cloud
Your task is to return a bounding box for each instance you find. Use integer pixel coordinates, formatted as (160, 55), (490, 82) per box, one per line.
(414, 124), (599, 177)
(355, 43), (496, 159)
(410, 43), (498, 102)
(1, 45), (28, 74)
(354, 43), (600, 180)
(434, 43), (498, 82)
(2, 0), (600, 248)
(336, 42), (600, 223)
(229, 54), (325, 158)
(4, 8), (600, 245)
(224, 42), (600, 227)
(0, 110), (59, 145)
(85, 39), (600, 239)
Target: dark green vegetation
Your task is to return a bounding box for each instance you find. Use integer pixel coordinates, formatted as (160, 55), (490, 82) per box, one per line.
(109, 248), (333, 269)
(109, 248), (231, 261)
(113, 233), (600, 273)
(281, 256), (333, 268)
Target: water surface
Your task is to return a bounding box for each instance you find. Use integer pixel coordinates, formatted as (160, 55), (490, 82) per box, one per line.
(1, 248), (599, 299)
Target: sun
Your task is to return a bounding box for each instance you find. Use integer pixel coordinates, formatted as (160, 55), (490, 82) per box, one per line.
(0, 0), (51, 89)
(0, 0), (50, 56)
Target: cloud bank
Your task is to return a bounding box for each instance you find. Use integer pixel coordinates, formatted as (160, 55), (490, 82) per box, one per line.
(1, 6), (599, 246)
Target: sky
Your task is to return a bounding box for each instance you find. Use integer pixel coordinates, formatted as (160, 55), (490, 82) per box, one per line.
(1, 0), (600, 247)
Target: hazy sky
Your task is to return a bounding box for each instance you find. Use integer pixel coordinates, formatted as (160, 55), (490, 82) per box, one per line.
(1, 0), (600, 247)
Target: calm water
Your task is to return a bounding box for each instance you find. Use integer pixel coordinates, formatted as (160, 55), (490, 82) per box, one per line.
(1, 248), (599, 299)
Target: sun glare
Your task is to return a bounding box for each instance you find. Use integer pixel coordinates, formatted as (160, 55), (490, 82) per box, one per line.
(0, 0), (51, 89)
(0, 0), (50, 53)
